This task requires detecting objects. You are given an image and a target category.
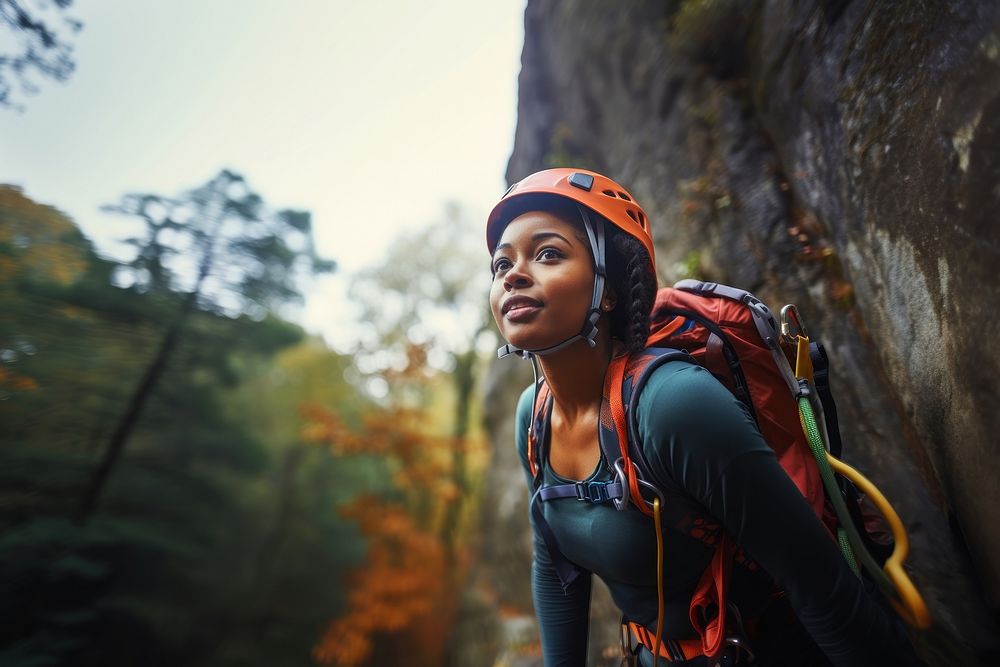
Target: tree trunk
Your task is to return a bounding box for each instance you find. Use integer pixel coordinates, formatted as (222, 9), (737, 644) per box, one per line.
(440, 349), (475, 562)
(76, 291), (197, 522)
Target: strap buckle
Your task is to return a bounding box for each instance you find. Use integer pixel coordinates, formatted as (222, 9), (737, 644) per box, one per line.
(575, 480), (612, 502)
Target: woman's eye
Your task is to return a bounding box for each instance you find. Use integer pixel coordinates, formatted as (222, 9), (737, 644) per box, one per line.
(537, 248), (562, 261)
(492, 258), (512, 274)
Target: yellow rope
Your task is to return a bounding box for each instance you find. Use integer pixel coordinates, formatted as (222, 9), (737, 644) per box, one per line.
(652, 497), (664, 666)
(826, 455), (932, 629)
(794, 332), (930, 630)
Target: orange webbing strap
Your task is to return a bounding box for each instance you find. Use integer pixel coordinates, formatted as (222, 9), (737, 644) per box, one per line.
(688, 534), (735, 658)
(626, 621), (704, 662)
(645, 313), (687, 348)
(526, 431), (537, 478)
(606, 354), (652, 516)
(527, 383), (551, 478)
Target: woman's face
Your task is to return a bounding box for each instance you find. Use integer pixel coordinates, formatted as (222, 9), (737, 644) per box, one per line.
(489, 210), (595, 352)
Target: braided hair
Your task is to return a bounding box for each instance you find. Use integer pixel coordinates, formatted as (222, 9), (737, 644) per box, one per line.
(605, 227), (656, 354)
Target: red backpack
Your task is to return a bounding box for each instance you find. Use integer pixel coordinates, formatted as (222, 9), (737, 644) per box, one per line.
(629, 279), (824, 517)
(526, 279), (876, 659)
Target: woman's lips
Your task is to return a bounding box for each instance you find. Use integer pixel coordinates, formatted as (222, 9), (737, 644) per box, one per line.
(505, 303), (542, 322)
(502, 296), (543, 322)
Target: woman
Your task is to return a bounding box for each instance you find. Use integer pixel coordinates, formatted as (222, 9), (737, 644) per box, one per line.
(486, 168), (918, 666)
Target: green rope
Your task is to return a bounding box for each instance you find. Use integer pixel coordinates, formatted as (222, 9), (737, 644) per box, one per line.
(837, 528), (859, 575)
(798, 393), (894, 596)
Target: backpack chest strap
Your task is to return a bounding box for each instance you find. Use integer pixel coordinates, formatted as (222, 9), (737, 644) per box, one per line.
(538, 479), (625, 503)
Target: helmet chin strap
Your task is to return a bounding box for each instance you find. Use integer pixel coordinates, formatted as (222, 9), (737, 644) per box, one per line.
(497, 205), (607, 360)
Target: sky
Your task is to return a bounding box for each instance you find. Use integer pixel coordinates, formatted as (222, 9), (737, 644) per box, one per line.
(0, 0), (525, 350)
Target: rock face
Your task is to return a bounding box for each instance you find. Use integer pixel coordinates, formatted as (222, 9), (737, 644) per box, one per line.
(481, 0), (1000, 663)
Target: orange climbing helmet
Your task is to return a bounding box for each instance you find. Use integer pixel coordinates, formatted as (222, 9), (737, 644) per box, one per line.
(486, 168), (656, 274)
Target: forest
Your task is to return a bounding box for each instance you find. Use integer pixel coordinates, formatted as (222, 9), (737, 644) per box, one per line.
(0, 175), (492, 666)
(1, 1), (505, 664)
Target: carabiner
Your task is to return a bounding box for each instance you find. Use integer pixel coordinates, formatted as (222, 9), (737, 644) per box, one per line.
(612, 458), (632, 511)
(612, 458), (667, 512)
(713, 637), (755, 667)
(636, 476), (666, 512)
(780, 304), (809, 345)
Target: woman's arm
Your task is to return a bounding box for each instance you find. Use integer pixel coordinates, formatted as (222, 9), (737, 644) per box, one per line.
(515, 386), (592, 666)
(636, 362), (918, 667)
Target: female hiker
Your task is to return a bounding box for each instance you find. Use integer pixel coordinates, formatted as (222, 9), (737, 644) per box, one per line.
(486, 168), (918, 666)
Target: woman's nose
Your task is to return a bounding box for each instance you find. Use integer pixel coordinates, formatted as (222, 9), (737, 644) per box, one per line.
(503, 261), (531, 291)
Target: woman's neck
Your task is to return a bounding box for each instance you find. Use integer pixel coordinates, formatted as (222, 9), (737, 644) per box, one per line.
(536, 329), (614, 422)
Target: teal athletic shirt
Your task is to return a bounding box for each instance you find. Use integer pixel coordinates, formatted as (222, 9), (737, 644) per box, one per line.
(515, 360), (917, 667)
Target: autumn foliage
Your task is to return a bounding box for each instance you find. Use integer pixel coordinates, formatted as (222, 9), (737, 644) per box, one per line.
(312, 497), (450, 666)
(0, 185), (487, 664)
(305, 403), (470, 667)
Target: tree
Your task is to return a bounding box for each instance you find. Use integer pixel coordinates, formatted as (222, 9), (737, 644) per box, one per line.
(304, 404), (456, 667)
(350, 203), (488, 392)
(1, 187), (373, 666)
(348, 203), (493, 557)
(0, 0), (82, 109)
(0, 185), (89, 400)
(77, 169), (334, 521)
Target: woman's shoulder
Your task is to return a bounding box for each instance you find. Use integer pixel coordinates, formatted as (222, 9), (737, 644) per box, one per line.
(633, 357), (771, 492)
(634, 357), (766, 452)
(637, 357), (735, 410)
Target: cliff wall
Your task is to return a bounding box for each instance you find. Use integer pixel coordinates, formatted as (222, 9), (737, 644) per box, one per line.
(481, 1), (1000, 663)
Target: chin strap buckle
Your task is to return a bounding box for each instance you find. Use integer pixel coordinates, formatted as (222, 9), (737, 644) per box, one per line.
(497, 343), (530, 359)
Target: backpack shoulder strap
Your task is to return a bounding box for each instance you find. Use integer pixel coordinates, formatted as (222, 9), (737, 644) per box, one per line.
(527, 380), (552, 482)
(602, 347), (695, 515)
(526, 378), (592, 592)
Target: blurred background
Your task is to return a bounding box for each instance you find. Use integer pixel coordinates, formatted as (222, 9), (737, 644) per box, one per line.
(3, 1), (1000, 666)
(1, 1), (520, 665)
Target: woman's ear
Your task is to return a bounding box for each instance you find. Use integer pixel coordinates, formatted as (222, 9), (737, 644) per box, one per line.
(601, 286), (618, 312)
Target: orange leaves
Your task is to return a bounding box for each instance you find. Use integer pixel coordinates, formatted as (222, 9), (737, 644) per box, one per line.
(0, 366), (37, 392)
(312, 496), (448, 667)
(299, 403), (358, 452)
(302, 404), (453, 498)
(303, 400), (467, 666)
(300, 403), (430, 461)
(312, 624), (372, 667)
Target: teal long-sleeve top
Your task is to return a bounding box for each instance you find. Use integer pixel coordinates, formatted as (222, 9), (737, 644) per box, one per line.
(516, 360), (917, 667)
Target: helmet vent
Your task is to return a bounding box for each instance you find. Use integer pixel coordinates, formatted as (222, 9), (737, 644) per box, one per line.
(602, 189), (617, 198)
(617, 191), (632, 202)
(626, 209), (640, 224)
(638, 211), (647, 228)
